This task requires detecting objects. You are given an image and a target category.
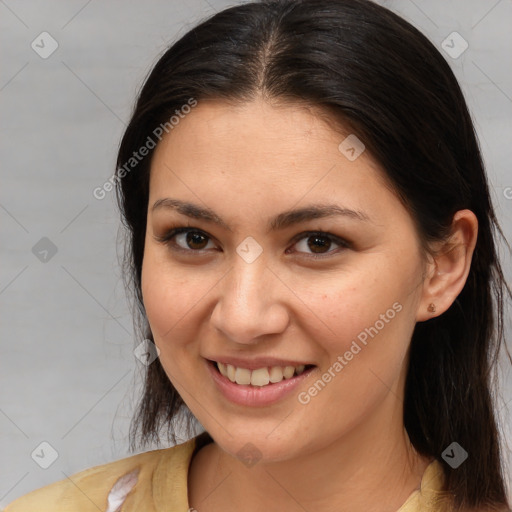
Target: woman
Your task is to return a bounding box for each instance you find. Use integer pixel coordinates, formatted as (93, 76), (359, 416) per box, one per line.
(6, 0), (511, 511)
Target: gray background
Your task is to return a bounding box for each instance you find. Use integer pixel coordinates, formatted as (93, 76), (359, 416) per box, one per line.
(1, 0), (511, 504)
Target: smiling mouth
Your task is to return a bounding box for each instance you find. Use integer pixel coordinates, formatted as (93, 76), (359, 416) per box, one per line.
(208, 360), (316, 387)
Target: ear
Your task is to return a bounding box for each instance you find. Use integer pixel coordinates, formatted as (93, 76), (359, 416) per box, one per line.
(416, 209), (478, 322)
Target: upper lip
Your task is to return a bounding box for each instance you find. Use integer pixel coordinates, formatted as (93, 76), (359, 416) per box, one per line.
(206, 356), (314, 370)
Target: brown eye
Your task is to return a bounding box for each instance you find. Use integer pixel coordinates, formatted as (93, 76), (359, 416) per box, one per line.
(185, 231), (209, 250)
(156, 228), (217, 252)
(292, 232), (347, 256)
(306, 235), (332, 253)
(157, 227), (348, 259)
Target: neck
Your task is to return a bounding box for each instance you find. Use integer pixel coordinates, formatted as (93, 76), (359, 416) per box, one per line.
(188, 392), (432, 512)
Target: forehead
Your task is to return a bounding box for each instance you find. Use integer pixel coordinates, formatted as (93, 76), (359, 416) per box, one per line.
(152, 99), (383, 176)
(148, 98), (399, 221)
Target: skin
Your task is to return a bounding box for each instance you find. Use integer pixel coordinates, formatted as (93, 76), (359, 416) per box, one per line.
(141, 97), (478, 512)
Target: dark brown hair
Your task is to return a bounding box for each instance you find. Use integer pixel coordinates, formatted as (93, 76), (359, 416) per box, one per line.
(114, 1), (511, 510)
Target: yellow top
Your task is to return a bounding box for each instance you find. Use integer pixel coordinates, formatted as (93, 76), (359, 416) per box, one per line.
(4, 432), (448, 511)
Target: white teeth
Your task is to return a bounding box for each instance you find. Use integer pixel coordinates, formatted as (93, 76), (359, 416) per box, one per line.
(250, 367), (270, 386)
(216, 361), (309, 386)
(226, 364), (236, 382)
(283, 366), (295, 379)
(234, 367), (251, 385)
(269, 366), (284, 383)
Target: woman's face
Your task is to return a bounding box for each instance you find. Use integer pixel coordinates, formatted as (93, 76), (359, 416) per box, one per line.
(141, 98), (428, 462)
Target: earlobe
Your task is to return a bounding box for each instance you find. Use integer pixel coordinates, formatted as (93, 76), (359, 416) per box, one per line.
(416, 209), (478, 322)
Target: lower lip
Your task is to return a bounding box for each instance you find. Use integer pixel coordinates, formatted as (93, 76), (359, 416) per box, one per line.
(206, 359), (316, 407)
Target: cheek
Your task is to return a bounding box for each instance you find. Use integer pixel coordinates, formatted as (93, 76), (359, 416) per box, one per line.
(140, 253), (215, 388)
(140, 252), (201, 342)
(299, 274), (415, 421)
(299, 258), (418, 365)
(303, 269), (389, 338)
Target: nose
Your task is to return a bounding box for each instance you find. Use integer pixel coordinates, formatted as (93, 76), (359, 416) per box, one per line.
(210, 258), (290, 345)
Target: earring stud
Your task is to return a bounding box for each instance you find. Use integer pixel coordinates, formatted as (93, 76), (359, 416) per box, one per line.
(427, 303), (436, 313)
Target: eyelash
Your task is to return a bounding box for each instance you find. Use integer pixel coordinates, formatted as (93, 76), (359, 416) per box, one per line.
(154, 226), (350, 259)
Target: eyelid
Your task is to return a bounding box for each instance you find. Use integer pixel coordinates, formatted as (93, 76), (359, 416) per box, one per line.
(154, 226), (350, 257)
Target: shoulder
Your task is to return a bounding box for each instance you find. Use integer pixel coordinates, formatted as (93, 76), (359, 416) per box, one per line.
(3, 437), (198, 512)
(398, 459), (449, 512)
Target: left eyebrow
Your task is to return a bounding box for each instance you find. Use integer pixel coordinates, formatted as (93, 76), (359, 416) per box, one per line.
(151, 198), (372, 233)
(270, 204), (372, 231)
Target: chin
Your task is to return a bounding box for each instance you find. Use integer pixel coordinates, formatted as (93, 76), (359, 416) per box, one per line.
(208, 425), (304, 465)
